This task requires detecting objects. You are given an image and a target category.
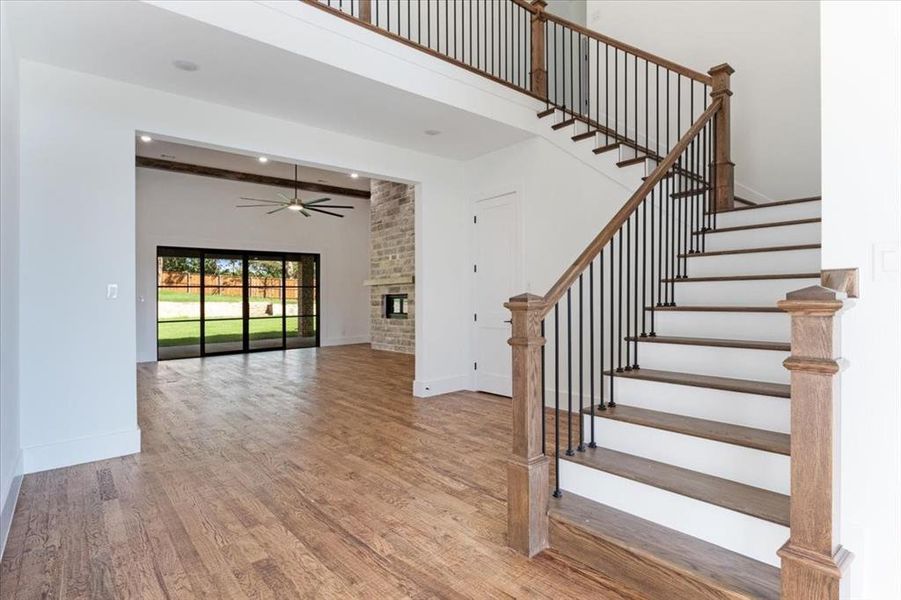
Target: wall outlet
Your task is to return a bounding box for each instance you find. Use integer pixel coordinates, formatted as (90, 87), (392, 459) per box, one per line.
(107, 283), (118, 299)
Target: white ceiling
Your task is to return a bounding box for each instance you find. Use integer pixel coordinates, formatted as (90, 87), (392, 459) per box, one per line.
(135, 138), (372, 193)
(8, 0), (532, 160)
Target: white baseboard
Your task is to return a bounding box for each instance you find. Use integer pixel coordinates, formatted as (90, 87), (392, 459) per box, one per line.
(321, 335), (370, 347)
(413, 374), (472, 398)
(23, 428), (141, 475)
(0, 449), (24, 559)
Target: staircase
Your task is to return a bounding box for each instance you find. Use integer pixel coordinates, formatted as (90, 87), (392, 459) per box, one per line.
(307, 1), (850, 597)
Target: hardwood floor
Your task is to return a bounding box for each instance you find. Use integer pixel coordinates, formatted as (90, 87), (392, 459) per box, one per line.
(0, 345), (640, 599)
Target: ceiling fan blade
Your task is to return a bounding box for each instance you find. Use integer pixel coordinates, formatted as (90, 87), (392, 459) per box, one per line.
(308, 204), (354, 210)
(277, 192), (293, 202)
(267, 206), (288, 215)
(239, 197), (282, 204)
(301, 208), (311, 217)
(304, 206), (344, 218)
(304, 198), (331, 205)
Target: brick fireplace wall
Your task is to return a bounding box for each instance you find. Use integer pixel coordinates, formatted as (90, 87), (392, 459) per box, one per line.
(369, 180), (414, 354)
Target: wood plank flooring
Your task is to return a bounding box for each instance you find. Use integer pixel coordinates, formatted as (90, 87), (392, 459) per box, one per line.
(0, 345), (641, 599)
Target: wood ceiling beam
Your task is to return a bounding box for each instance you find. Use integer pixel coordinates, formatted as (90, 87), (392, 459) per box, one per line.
(135, 156), (371, 199)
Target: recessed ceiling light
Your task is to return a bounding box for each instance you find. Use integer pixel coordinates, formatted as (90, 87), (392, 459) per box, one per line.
(139, 134), (152, 143)
(424, 129), (441, 136)
(350, 172), (360, 179)
(172, 59), (199, 72)
(258, 156), (269, 163)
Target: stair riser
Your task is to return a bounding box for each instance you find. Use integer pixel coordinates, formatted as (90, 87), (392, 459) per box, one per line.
(635, 343), (790, 383)
(672, 277), (819, 305)
(715, 201), (821, 228)
(604, 376), (790, 432)
(687, 248), (821, 277)
(581, 416), (790, 493)
(702, 221), (820, 251)
(652, 311), (790, 343)
(559, 462), (788, 566)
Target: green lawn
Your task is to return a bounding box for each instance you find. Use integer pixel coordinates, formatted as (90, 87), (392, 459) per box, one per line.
(159, 289), (239, 303)
(158, 318), (317, 347)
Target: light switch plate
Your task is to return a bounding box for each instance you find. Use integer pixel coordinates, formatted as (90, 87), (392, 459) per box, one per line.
(107, 283), (119, 299)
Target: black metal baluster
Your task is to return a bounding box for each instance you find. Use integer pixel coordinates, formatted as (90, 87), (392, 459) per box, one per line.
(617, 228), (623, 372)
(553, 303), (561, 497)
(641, 194), (647, 337)
(605, 44), (609, 144)
(651, 184), (658, 335)
(614, 48), (618, 141)
(608, 242), (617, 406)
(566, 288), (574, 456)
(633, 208), (639, 369)
(589, 261), (598, 447)
(625, 213), (631, 370)
(598, 249), (606, 413)
(578, 274), (585, 452)
(624, 52), (629, 143)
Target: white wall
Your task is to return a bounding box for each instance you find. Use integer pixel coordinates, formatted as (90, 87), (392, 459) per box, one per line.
(135, 169), (371, 362)
(821, 3), (901, 599)
(0, 1), (24, 555)
(586, 1), (821, 204)
(18, 60), (469, 474)
(465, 135), (636, 296)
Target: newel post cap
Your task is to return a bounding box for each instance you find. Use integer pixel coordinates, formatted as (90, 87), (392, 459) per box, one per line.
(777, 285), (844, 315)
(506, 293), (546, 311)
(530, 0), (548, 11)
(708, 63), (735, 76)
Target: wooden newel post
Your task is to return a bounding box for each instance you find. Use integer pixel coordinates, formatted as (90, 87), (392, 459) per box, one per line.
(777, 285), (852, 599)
(359, 0), (372, 23)
(505, 293), (549, 556)
(530, 0), (548, 99)
(708, 63), (735, 211)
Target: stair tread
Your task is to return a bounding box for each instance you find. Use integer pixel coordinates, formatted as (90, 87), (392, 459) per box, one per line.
(734, 196), (758, 207)
(583, 404), (790, 454)
(561, 446), (790, 525)
(604, 368), (790, 398)
(662, 272), (819, 283)
(647, 305), (784, 313)
(695, 217), (821, 235)
(616, 156), (648, 168)
(571, 130), (597, 142)
(626, 334), (789, 352)
(681, 243), (821, 258)
(548, 494), (781, 599)
(709, 196), (821, 214)
(552, 118), (576, 130)
(593, 142), (621, 154)
(537, 107), (556, 118)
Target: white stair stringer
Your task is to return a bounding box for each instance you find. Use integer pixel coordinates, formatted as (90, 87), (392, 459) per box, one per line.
(559, 460), (789, 567)
(604, 375), (790, 433)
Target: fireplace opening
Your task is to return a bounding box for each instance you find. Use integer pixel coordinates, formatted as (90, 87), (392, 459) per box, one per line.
(385, 294), (409, 319)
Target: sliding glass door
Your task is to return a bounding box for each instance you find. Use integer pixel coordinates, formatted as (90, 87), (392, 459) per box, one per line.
(157, 247), (320, 360)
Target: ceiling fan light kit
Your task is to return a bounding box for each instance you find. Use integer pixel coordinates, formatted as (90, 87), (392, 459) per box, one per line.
(235, 164), (355, 219)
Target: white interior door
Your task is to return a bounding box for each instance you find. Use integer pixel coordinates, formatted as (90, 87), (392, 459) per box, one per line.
(473, 191), (520, 396)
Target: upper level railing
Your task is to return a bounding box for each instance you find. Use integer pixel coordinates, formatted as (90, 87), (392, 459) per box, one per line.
(305, 1), (728, 174)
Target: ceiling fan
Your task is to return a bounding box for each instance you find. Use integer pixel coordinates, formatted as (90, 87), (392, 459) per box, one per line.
(236, 164), (355, 218)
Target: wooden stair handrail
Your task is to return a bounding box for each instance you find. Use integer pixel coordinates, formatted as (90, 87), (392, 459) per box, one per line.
(539, 97), (723, 316)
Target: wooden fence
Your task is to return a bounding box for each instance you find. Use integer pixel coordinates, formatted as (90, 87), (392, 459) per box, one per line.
(159, 272), (312, 300)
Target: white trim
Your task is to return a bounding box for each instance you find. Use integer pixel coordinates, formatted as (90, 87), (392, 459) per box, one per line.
(413, 374), (472, 398)
(0, 449), (24, 558)
(23, 428), (141, 475)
